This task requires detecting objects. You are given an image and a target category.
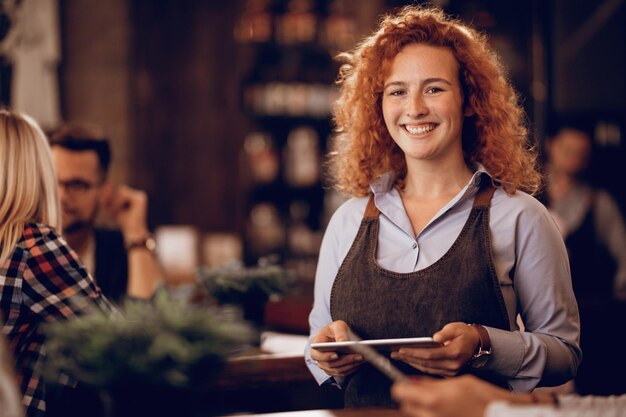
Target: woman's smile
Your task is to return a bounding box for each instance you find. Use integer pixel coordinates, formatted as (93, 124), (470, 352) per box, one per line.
(403, 123), (437, 136)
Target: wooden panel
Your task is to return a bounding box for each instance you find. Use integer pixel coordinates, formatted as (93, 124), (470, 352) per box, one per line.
(60, 0), (132, 184)
(130, 0), (247, 233)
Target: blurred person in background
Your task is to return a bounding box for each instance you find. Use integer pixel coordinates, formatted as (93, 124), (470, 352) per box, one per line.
(49, 124), (164, 302)
(541, 118), (626, 302)
(540, 117), (626, 395)
(0, 109), (116, 417)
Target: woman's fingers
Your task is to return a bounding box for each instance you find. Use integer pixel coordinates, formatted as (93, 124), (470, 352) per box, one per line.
(316, 353), (364, 376)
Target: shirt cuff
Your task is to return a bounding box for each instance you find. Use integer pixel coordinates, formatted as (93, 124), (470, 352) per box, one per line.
(483, 327), (524, 376)
(484, 327), (546, 392)
(305, 345), (345, 387)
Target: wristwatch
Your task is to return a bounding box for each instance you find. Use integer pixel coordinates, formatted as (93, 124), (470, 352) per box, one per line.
(125, 234), (157, 253)
(468, 324), (492, 369)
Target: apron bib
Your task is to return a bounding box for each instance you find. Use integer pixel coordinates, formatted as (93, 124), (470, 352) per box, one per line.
(330, 180), (510, 407)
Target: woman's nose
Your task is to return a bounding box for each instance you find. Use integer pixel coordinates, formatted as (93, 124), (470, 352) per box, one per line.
(406, 92), (428, 118)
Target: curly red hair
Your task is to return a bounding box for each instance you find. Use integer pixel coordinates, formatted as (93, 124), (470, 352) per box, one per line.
(329, 5), (541, 197)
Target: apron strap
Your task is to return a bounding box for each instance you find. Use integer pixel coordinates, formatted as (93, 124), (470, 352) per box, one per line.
(363, 194), (380, 219)
(473, 177), (497, 207)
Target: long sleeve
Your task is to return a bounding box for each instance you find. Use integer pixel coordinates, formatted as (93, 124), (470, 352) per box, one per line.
(485, 195), (581, 390)
(21, 225), (117, 320)
(305, 197), (367, 386)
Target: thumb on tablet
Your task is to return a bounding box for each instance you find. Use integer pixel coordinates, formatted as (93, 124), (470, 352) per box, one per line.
(329, 320), (352, 342)
(313, 320), (352, 343)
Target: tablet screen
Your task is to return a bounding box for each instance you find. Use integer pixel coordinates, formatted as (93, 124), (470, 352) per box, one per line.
(311, 337), (441, 353)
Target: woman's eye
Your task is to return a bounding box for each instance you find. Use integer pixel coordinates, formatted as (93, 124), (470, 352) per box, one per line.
(388, 89), (405, 96)
(425, 87), (444, 94)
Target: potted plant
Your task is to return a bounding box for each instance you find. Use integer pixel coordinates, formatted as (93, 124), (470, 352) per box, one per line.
(196, 258), (296, 327)
(44, 291), (256, 417)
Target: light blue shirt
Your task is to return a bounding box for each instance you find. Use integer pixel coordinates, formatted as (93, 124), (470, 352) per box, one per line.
(306, 169), (582, 392)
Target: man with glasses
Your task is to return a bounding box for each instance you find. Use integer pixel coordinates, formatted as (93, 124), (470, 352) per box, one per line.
(49, 124), (163, 302)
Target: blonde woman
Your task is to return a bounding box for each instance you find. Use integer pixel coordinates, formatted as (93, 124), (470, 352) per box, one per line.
(0, 109), (115, 417)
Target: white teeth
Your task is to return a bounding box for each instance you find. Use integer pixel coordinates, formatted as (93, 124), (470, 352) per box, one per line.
(405, 124), (435, 135)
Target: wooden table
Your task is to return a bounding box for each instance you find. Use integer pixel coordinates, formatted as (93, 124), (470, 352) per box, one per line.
(218, 408), (403, 417)
(204, 352), (343, 414)
(211, 352), (316, 390)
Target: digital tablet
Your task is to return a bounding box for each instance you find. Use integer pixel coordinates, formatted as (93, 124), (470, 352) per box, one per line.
(311, 337), (441, 354)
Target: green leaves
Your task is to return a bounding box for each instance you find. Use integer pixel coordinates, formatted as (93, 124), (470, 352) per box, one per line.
(44, 291), (256, 389)
(197, 261), (297, 305)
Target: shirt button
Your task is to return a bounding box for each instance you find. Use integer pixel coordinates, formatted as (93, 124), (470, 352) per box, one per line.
(474, 176), (482, 186)
(412, 242), (417, 249)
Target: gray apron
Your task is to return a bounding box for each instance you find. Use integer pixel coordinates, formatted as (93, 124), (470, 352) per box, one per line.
(330, 179), (510, 407)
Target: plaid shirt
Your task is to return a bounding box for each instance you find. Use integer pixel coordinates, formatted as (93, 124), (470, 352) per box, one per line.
(1, 223), (116, 417)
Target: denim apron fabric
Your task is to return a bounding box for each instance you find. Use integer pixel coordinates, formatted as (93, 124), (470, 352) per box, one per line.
(330, 180), (510, 407)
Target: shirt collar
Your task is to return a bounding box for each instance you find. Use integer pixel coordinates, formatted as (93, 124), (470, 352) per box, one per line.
(370, 164), (494, 196)
(368, 164), (496, 239)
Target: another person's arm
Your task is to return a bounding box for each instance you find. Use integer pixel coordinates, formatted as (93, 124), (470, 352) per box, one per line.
(106, 185), (164, 299)
(392, 375), (626, 417)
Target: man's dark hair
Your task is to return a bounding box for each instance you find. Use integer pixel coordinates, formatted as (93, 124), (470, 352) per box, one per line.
(546, 113), (595, 141)
(48, 123), (111, 174)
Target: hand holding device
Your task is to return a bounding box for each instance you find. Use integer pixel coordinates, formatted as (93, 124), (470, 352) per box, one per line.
(391, 322), (483, 377)
(310, 320), (364, 377)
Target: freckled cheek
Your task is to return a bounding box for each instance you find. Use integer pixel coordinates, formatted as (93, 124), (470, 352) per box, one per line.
(382, 102), (402, 125)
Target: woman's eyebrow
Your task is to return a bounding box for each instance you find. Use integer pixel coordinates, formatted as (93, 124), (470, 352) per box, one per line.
(422, 77), (453, 85)
(383, 81), (406, 90)
(383, 78), (453, 90)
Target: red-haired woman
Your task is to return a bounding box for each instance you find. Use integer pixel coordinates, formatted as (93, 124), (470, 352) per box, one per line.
(306, 5), (581, 408)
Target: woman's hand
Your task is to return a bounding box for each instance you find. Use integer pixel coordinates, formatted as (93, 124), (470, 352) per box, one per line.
(391, 322), (480, 377)
(391, 375), (517, 417)
(310, 320), (364, 377)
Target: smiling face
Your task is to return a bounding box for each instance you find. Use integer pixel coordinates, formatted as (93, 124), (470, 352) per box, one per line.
(382, 43), (468, 168)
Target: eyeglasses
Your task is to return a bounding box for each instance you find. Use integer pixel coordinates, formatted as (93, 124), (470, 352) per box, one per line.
(58, 179), (103, 195)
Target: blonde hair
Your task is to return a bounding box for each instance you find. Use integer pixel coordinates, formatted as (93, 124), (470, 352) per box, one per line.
(0, 109), (61, 264)
(329, 5), (541, 197)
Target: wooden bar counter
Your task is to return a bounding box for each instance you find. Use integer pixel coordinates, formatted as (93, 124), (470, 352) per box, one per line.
(218, 408), (403, 417)
(204, 351), (343, 414)
(212, 352), (314, 390)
